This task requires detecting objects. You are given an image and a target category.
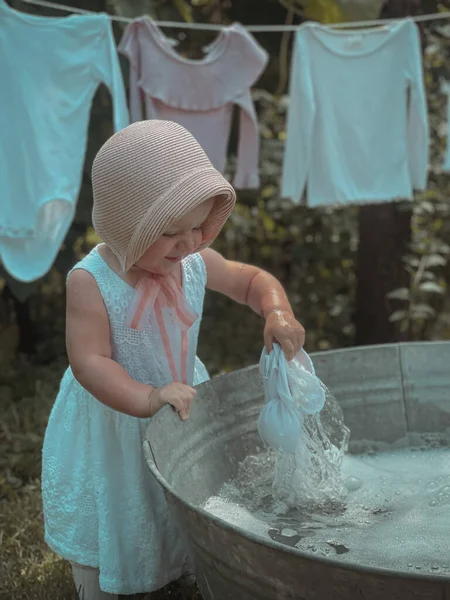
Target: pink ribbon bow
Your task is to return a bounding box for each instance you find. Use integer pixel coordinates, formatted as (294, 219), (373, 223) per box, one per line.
(125, 273), (198, 384)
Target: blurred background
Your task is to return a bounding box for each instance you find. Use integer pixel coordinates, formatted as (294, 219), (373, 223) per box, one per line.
(1, 0), (450, 598)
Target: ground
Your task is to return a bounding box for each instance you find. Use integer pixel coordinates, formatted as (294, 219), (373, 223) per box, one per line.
(0, 356), (201, 600)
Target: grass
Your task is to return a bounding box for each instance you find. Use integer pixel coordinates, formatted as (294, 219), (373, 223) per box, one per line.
(0, 355), (201, 600)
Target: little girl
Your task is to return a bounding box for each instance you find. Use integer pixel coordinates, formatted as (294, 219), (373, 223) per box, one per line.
(41, 120), (305, 599)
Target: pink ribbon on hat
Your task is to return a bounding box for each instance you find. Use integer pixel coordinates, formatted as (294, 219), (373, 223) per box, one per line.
(125, 273), (198, 384)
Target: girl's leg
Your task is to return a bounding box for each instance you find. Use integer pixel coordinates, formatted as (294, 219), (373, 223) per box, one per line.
(71, 562), (119, 600)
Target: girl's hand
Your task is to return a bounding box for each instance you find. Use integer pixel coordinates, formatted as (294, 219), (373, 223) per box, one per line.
(264, 310), (305, 361)
(150, 383), (196, 421)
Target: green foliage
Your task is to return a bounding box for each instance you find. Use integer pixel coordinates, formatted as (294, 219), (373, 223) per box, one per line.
(278, 0), (350, 23)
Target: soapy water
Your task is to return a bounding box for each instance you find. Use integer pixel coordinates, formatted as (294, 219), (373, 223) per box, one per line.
(204, 444), (450, 575)
(202, 369), (450, 575)
(204, 379), (450, 576)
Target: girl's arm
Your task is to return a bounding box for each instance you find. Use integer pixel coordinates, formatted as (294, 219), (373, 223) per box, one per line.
(200, 248), (305, 360)
(66, 270), (193, 419)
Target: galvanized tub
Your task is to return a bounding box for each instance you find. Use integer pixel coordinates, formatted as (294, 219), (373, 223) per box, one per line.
(143, 342), (450, 600)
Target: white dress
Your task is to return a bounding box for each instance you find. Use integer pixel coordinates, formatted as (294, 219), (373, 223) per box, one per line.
(41, 246), (209, 595)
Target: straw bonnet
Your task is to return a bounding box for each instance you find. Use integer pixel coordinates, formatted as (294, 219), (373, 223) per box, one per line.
(92, 120), (236, 271)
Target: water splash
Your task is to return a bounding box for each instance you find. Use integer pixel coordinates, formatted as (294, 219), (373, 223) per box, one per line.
(272, 386), (349, 508)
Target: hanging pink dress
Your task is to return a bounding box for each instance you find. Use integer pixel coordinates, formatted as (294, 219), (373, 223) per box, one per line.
(119, 19), (268, 189)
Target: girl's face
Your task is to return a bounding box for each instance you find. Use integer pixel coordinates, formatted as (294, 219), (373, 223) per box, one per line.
(134, 198), (215, 275)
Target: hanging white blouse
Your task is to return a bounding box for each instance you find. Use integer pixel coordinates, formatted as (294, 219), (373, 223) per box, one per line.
(281, 19), (429, 207)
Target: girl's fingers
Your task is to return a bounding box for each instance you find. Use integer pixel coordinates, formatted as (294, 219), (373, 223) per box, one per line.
(177, 400), (189, 421)
(169, 395), (185, 414)
(185, 394), (194, 416)
(282, 339), (295, 361)
(179, 410), (189, 421)
(180, 389), (195, 420)
(264, 332), (274, 353)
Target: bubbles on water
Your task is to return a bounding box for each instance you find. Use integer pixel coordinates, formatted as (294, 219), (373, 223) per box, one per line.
(203, 444), (450, 576)
(344, 476), (363, 492)
(423, 475), (450, 507)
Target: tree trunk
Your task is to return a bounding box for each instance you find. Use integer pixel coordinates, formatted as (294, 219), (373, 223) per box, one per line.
(354, 203), (411, 345)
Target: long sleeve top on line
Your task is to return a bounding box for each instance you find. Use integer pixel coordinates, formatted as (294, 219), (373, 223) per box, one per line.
(0, 0), (129, 282)
(281, 19), (429, 208)
(119, 18), (268, 189)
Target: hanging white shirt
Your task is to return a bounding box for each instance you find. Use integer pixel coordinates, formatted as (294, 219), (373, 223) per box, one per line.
(0, 2), (129, 282)
(281, 19), (429, 207)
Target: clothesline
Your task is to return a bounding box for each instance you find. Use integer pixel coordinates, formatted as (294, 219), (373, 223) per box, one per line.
(2, 0), (447, 284)
(18, 0), (450, 31)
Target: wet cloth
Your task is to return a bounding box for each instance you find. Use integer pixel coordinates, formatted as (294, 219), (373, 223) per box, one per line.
(0, 1), (129, 282)
(41, 247), (209, 595)
(281, 19), (429, 207)
(118, 18), (268, 188)
(258, 344), (326, 454)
